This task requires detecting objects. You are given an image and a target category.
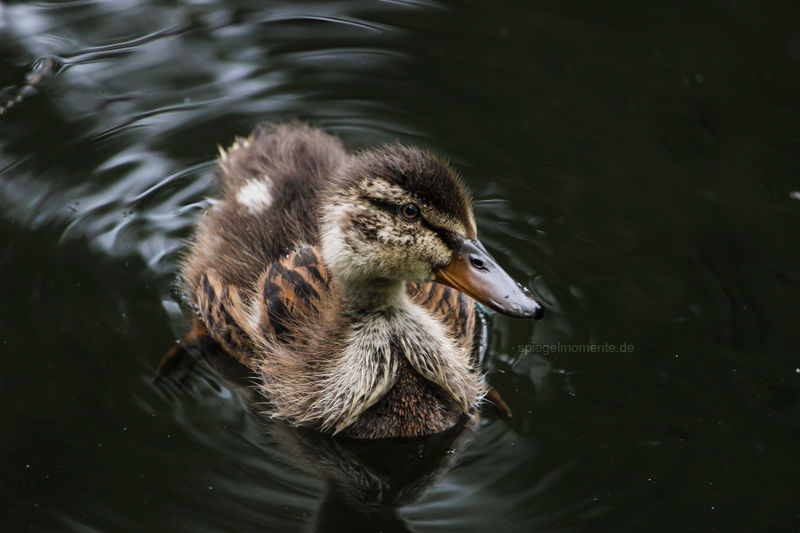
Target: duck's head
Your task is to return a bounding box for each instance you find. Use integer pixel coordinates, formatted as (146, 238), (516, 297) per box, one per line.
(320, 144), (543, 319)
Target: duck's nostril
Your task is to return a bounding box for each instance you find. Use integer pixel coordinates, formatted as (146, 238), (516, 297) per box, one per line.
(469, 255), (486, 270)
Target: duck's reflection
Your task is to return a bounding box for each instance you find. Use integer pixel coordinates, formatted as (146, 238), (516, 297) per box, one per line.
(157, 336), (475, 533)
(282, 420), (472, 533)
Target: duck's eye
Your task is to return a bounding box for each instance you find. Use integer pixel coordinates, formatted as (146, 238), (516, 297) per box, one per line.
(400, 202), (421, 221)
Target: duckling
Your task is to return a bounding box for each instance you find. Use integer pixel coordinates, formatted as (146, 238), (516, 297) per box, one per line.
(175, 122), (543, 439)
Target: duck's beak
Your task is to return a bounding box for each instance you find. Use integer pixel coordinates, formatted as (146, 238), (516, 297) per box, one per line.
(435, 237), (544, 319)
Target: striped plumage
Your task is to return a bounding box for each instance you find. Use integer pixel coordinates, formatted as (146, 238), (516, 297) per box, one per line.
(175, 122), (542, 438)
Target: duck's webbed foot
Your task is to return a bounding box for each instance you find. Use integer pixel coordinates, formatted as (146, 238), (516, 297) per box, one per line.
(483, 385), (513, 421)
(155, 318), (218, 384)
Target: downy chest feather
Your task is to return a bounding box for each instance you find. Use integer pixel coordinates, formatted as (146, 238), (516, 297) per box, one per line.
(305, 303), (485, 436)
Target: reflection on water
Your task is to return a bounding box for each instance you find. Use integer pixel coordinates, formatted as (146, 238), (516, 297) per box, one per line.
(158, 337), (475, 533)
(2, 0), (800, 531)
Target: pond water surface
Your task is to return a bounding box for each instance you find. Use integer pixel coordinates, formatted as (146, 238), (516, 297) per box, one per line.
(2, 1), (800, 532)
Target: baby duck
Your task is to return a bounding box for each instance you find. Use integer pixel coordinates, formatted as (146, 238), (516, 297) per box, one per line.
(178, 122), (543, 439)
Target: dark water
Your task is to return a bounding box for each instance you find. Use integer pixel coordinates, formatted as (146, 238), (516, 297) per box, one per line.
(2, 1), (799, 531)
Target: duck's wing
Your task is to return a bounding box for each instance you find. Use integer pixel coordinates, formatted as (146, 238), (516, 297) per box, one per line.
(249, 245), (332, 344)
(193, 269), (257, 365)
(406, 282), (475, 353)
(187, 245), (331, 366)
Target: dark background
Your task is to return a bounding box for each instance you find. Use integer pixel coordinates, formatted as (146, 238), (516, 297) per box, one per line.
(1, 1), (799, 531)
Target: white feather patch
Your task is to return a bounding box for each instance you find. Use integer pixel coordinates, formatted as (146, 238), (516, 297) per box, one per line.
(236, 177), (273, 214)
